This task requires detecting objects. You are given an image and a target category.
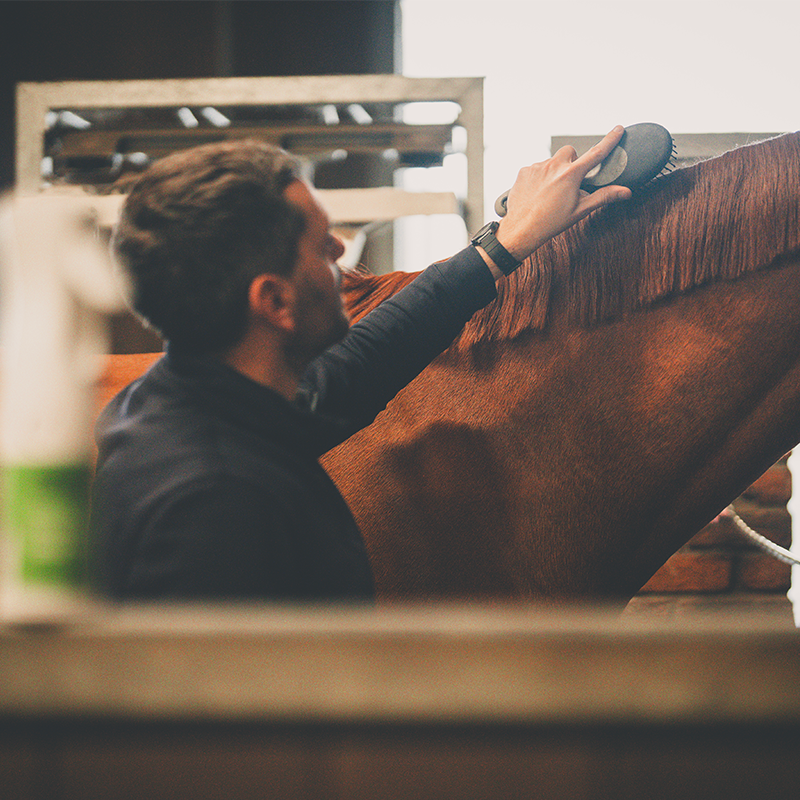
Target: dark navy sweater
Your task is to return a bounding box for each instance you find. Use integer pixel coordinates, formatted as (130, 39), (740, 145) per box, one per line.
(91, 247), (496, 601)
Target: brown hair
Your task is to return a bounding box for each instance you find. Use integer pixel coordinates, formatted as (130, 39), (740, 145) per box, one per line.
(112, 139), (305, 353)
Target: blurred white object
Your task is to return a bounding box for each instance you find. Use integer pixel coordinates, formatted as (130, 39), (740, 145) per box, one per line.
(0, 193), (126, 623)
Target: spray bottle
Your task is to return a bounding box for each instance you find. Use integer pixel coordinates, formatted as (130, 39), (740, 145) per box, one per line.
(0, 193), (126, 623)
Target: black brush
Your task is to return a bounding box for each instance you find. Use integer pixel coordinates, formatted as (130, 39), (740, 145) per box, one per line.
(494, 122), (675, 217)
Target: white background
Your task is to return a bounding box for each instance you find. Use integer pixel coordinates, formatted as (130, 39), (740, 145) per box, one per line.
(402, 0), (799, 216)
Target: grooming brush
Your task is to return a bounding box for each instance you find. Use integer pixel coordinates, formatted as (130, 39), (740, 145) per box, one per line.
(494, 122), (675, 217)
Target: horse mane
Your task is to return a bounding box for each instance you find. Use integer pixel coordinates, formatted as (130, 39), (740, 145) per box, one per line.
(341, 266), (418, 323)
(343, 131), (800, 349)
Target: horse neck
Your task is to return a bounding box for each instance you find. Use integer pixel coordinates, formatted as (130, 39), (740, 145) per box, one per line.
(334, 134), (800, 598)
(487, 250), (800, 594)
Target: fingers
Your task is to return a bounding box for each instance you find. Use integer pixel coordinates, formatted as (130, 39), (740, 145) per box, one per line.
(576, 184), (632, 218)
(551, 144), (578, 163)
(491, 126), (629, 263)
(532, 125), (625, 189)
(573, 125), (625, 174)
(588, 183), (632, 206)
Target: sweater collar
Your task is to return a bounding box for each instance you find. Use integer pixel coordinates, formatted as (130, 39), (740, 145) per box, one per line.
(162, 345), (334, 457)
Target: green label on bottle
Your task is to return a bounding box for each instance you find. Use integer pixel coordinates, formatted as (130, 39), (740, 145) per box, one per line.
(3, 463), (91, 588)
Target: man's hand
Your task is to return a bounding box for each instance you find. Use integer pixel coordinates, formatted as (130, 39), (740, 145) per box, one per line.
(495, 125), (633, 263)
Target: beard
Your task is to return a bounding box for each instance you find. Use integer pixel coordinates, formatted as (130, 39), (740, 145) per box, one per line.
(284, 279), (351, 373)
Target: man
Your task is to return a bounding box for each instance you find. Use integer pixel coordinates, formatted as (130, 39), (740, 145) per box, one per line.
(91, 128), (631, 601)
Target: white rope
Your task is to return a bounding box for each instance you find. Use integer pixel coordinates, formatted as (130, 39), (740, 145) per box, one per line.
(726, 505), (800, 567)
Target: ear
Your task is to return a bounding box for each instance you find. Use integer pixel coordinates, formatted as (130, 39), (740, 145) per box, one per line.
(248, 273), (296, 334)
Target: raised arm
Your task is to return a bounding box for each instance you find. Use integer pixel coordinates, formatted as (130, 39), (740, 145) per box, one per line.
(298, 126), (632, 451)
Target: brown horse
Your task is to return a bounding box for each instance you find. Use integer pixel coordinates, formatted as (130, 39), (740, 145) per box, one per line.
(99, 132), (800, 604)
(320, 131), (800, 602)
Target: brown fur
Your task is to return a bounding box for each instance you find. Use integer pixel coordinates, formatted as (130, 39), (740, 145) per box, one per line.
(326, 132), (800, 602)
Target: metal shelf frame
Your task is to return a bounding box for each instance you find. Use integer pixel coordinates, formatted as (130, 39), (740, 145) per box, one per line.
(16, 75), (484, 232)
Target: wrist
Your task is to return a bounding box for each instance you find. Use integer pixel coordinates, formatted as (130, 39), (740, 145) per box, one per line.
(495, 222), (538, 262)
(470, 221), (523, 276)
(473, 245), (505, 281)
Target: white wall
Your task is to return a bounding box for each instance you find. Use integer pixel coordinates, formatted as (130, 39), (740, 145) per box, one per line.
(401, 0), (799, 224)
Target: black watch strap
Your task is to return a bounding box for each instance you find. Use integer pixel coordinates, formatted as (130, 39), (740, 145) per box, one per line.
(470, 221), (522, 276)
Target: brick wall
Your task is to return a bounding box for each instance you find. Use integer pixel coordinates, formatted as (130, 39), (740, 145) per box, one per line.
(628, 457), (794, 620)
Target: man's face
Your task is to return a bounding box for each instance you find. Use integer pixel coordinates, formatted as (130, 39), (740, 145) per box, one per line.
(283, 180), (351, 366)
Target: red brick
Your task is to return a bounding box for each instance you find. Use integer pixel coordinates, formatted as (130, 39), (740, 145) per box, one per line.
(640, 551), (733, 593)
(736, 552), (792, 592)
(689, 518), (748, 548)
(687, 501), (791, 551)
(722, 505), (792, 549)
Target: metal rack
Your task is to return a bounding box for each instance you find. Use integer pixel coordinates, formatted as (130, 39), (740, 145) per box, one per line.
(16, 75), (484, 233)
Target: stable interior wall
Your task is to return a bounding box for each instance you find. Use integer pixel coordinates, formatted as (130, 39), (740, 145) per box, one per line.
(0, 0), (399, 190)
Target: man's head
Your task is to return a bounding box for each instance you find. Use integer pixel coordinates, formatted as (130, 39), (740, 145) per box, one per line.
(112, 139), (312, 354)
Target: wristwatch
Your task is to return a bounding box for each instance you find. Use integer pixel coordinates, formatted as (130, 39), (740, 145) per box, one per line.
(470, 221), (522, 276)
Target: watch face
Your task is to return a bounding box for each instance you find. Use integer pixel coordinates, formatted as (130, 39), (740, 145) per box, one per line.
(472, 221), (497, 243)
(471, 220), (520, 275)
